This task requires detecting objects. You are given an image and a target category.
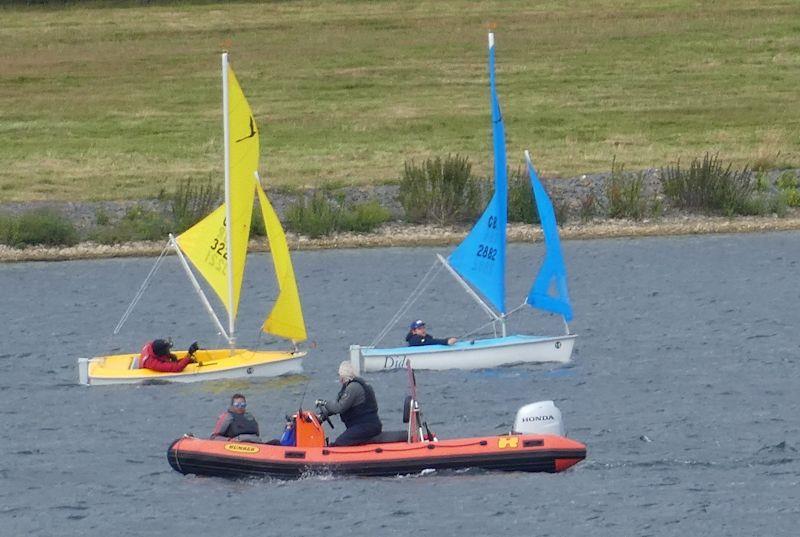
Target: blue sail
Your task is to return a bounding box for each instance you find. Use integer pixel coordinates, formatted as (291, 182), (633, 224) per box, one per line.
(524, 151), (573, 321)
(448, 33), (507, 315)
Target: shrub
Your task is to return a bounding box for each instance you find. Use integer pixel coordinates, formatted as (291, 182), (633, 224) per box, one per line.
(89, 205), (172, 244)
(785, 189), (800, 208)
(508, 166), (540, 223)
(284, 192), (390, 238)
(340, 201), (392, 233)
(399, 154), (480, 225)
(775, 171), (799, 191)
(0, 209), (78, 247)
(607, 158), (647, 220)
(579, 192), (598, 222)
(169, 177), (223, 232)
(661, 153), (754, 215)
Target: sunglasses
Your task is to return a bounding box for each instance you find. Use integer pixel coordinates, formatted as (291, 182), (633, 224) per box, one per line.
(232, 401), (247, 409)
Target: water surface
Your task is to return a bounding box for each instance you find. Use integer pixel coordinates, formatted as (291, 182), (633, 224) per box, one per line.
(1, 232), (798, 536)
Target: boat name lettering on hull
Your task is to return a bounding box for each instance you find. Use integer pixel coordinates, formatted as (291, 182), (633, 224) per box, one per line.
(383, 355), (408, 370)
(224, 444), (260, 454)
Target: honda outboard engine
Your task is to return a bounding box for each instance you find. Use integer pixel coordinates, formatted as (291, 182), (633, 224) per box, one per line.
(512, 400), (564, 436)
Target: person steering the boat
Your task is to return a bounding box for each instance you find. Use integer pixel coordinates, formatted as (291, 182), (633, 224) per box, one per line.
(405, 320), (456, 347)
(315, 361), (382, 447)
(210, 393), (262, 442)
(139, 339), (198, 372)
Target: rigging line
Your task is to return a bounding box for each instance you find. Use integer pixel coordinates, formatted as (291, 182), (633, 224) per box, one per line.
(458, 302), (529, 339)
(458, 317), (502, 340)
(370, 260), (442, 347)
(113, 242), (171, 335)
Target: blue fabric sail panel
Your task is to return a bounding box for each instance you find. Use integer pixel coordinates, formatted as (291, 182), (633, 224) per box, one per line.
(524, 151), (573, 321)
(448, 33), (508, 315)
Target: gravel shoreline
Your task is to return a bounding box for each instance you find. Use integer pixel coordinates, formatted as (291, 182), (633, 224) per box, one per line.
(3, 167), (799, 263)
(3, 215), (800, 263)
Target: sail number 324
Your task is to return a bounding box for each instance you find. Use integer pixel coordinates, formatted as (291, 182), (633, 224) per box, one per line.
(204, 238), (228, 273)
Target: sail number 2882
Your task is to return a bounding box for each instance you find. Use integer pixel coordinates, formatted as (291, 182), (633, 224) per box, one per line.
(476, 244), (497, 261)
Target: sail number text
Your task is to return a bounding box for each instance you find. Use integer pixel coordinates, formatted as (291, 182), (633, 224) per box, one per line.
(476, 244), (498, 261)
(204, 238), (228, 273)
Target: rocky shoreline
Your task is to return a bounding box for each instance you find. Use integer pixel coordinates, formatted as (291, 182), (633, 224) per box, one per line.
(2, 167), (799, 263)
(2, 215), (800, 263)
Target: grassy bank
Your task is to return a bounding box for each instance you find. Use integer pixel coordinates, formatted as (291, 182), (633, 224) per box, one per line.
(1, 1), (798, 201)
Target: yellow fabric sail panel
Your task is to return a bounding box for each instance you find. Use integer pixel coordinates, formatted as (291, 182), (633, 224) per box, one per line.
(224, 63), (259, 320)
(175, 62), (258, 322)
(175, 204), (231, 312)
(256, 181), (307, 342)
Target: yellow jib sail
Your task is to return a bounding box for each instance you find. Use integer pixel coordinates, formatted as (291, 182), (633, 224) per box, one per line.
(256, 181), (308, 342)
(175, 60), (258, 323)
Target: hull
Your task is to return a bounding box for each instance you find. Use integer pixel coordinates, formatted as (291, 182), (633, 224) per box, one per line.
(351, 334), (576, 373)
(78, 348), (304, 386)
(167, 434), (586, 479)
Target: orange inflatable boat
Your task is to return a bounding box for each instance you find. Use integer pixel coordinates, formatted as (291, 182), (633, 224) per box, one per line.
(168, 366), (585, 479)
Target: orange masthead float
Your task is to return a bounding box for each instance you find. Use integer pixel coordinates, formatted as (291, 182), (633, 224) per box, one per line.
(167, 365), (586, 479)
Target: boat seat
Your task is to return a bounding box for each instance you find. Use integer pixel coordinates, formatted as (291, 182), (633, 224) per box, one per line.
(366, 430), (407, 444)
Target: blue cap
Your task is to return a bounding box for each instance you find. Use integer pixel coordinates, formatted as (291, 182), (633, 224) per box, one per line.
(409, 320), (425, 330)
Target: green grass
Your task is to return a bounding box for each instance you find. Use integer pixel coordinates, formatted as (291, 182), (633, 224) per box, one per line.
(1, 1), (799, 201)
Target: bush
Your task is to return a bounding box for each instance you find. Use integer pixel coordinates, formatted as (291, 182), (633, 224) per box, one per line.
(0, 209), (78, 248)
(285, 192), (391, 238)
(399, 154), (481, 225)
(340, 201), (392, 233)
(579, 192), (598, 222)
(89, 205), (172, 244)
(168, 177), (223, 232)
(661, 153), (755, 215)
(607, 158), (648, 220)
(508, 166), (540, 223)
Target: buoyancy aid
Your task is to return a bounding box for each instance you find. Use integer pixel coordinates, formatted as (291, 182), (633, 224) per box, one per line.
(225, 411), (259, 437)
(140, 341), (191, 372)
(339, 378), (381, 428)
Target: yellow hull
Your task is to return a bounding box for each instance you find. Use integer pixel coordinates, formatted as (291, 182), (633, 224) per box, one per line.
(79, 348), (305, 385)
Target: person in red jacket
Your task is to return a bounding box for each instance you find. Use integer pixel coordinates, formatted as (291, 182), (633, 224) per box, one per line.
(140, 339), (198, 372)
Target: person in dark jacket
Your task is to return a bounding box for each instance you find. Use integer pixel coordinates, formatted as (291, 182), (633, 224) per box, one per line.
(405, 320), (456, 347)
(211, 393), (261, 442)
(140, 339), (198, 372)
(316, 361), (382, 447)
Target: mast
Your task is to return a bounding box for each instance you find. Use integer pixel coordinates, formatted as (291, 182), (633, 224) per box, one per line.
(222, 52), (235, 346)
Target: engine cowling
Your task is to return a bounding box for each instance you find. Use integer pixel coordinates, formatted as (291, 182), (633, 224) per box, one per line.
(512, 400), (564, 436)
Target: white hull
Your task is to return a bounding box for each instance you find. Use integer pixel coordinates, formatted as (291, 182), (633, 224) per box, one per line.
(78, 355), (303, 386)
(351, 334), (576, 373)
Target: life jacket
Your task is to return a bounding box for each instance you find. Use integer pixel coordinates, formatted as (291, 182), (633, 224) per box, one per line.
(338, 377), (381, 428)
(224, 411), (259, 437)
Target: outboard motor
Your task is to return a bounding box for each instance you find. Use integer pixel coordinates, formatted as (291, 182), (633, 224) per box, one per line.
(512, 400), (565, 436)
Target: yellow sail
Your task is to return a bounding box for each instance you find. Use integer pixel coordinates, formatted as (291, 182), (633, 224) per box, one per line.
(256, 181), (308, 342)
(175, 204), (229, 310)
(175, 59), (258, 323)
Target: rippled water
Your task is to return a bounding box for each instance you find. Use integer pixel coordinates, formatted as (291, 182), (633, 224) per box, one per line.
(1, 232), (798, 536)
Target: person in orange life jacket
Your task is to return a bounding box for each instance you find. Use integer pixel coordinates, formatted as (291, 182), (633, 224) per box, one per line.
(140, 339), (198, 372)
(405, 320), (456, 346)
(210, 394), (262, 442)
(316, 361), (382, 447)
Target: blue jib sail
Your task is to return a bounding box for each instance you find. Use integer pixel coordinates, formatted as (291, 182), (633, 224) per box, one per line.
(524, 151), (573, 321)
(448, 33), (507, 315)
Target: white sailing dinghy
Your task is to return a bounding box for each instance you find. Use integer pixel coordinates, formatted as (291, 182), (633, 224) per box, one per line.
(350, 33), (576, 373)
(78, 54), (308, 385)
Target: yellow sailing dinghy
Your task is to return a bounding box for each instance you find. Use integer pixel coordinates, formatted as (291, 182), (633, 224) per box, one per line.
(78, 54), (307, 385)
